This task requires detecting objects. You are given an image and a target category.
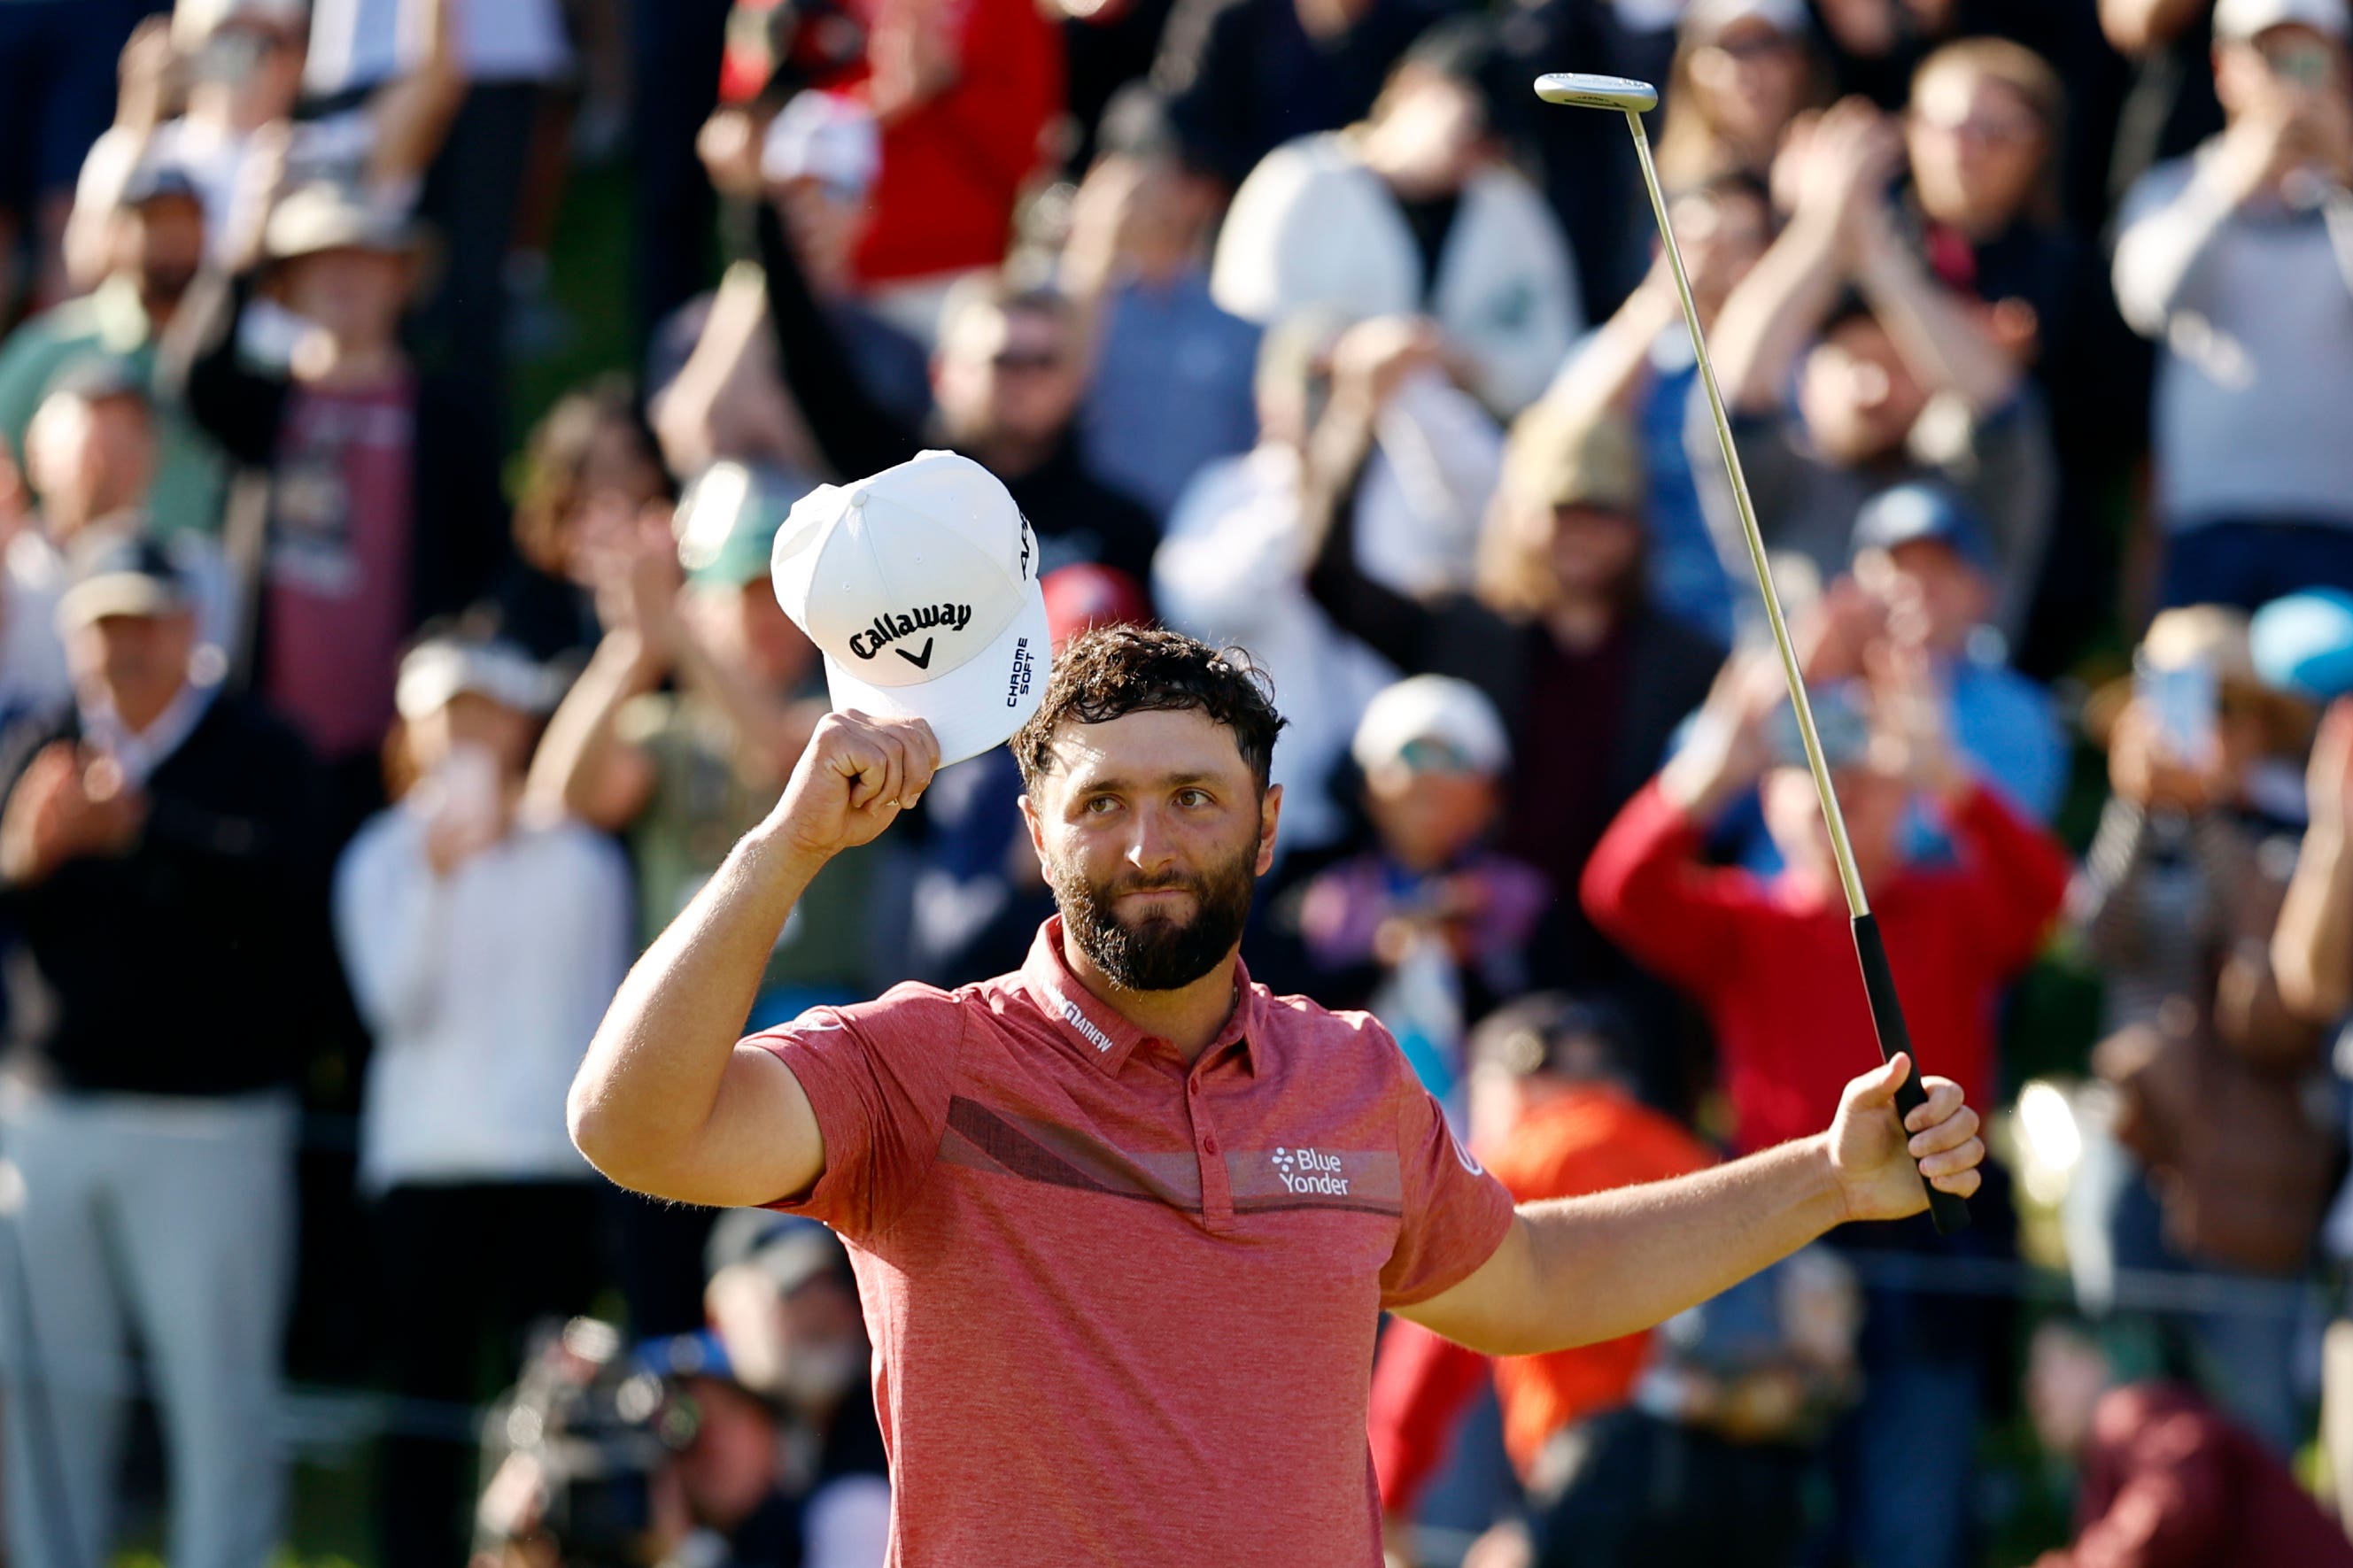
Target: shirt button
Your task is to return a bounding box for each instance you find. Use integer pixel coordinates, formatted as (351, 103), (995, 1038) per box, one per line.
(1203, 1135), (1219, 1154)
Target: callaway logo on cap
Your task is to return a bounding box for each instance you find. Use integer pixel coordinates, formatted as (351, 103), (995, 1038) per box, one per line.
(770, 451), (1049, 765)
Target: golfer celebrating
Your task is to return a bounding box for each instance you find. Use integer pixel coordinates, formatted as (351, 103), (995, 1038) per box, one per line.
(569, 452), (1985, 1567)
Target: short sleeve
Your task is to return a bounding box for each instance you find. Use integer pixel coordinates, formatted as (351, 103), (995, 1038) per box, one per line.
(1380, 1078), (1517, 1310)
(751, 984), (966, 1245)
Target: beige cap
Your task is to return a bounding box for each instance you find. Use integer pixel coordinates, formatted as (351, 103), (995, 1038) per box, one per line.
(1503, 407), (1645, 515)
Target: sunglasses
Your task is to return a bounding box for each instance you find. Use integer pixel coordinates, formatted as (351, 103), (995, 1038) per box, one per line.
(990, 350), (1064, 374)
(1707, 32), (1798, 63)
(1390, 737), (1479, 776)
(2260, 39), (2337, 87)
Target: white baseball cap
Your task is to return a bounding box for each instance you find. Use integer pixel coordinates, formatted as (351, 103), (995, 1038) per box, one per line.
(2214, 0), (2349, 40)
(770, 451), (1049, 766)
(761, 91), (881, 197)
(1351, 675), (1511, 777)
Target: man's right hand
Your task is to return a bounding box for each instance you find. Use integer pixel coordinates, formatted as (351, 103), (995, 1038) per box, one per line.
(769, 710), (941, 861)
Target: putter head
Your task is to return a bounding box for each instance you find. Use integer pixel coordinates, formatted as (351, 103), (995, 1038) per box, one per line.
(1532, 73), (1660, 113)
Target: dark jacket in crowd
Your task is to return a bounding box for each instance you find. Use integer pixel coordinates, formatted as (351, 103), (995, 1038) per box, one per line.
(0, 694), (337, 1097)
(752, 206), (1163, 591)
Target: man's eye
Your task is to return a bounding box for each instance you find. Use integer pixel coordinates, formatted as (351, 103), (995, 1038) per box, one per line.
(1083, 796), (1119, 815)
(1176, 789), (1211, 807)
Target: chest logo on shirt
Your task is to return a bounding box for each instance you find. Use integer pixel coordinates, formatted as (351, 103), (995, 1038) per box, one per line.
(1271, 1147), (1351, 1198)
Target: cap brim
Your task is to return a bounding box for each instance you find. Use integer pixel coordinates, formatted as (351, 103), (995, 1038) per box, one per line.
(820, 587), (1051, 768)
(57, 576), (182, 630)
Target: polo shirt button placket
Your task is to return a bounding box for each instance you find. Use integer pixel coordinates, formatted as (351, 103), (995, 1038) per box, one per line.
(1189, 1073), (1233, 1230)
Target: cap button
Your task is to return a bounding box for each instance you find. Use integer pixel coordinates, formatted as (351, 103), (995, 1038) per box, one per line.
(849, 488), (870, 508)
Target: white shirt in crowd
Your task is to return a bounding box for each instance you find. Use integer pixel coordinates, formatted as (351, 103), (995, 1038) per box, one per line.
(1210, 133), (1584, 414)
(1155, 441), (1397, 855)
(306, 0), (573, 92)
(334, 801), (631, 1195)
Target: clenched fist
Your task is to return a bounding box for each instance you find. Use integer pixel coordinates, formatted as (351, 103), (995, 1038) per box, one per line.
(769, 710), (941, 861)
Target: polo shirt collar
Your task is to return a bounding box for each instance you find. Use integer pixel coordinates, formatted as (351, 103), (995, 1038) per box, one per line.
(1019, 916), (1264, 1077)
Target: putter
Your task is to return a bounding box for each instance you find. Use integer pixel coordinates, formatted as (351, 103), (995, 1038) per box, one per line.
(1535, 73), (1970, 1233)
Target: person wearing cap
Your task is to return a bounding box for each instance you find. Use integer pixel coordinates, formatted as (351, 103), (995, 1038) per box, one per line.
(0, 533), (336, 1568)
(1653, 0), (1825, 189)
(2065, 609), (2331, 1458)
(699, 130), (1165, 595)
(332, 628), (630, 1568)
(1289, 675), (1552, 1109)
(1842, 481), (2065, 825)
(64, 0), (310, 285)
(1701, 91), (2055, 639)
(567, 451), (1987, 1568)
(1305, 382), (1724, 1098)
(2114, 0), (2353, 610)
(1583, 642), (2065, 1568)
(1208, 19), (1585, 416)
(16, 359), (241, 662)
(0, 150), (231, 546)
(163, 177), (505, 827)
(1058, 83), (1263, 526)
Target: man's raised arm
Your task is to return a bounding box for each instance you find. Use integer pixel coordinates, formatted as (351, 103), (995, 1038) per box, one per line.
(566, 712), (940, 1209)
(1399, 1055), (1982, 1356)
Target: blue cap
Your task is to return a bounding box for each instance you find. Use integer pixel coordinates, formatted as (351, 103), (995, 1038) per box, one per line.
(1851, 483), (1993, 575)
(2251, 588), (2353, 702)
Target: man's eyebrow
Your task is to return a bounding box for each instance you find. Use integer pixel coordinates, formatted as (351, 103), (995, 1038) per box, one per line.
(1066, 770), (1221, 796)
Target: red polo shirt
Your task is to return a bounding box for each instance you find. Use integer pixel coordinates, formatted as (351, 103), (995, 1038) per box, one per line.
(752, 916), (1517, 1566)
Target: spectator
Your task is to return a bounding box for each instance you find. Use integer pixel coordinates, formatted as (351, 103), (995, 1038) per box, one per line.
(629, 0), (732, 344)
(2024, 1318), (2353, 1568)
(1369, 993), (1715, 1557)
(2112, 0), (2353, 609)
(698, 1214), (891, 1564)
(2066, 614), (2331, 1457)
(16, 360), (236, 659)
(0, 535), (335, 1568)
(0, 158), (228, 545)
(1841, 483), (2067, 824)
(1539, 170), (1773, 645)
(836, 0), (1064, 336)
(66, 0), (308, 282)
(334, 631), (630, 1568)
(166, 180), (507, 829)
(1151, 0), (1446, 191)
(1290, 676), (1552, 1108)
(1306, 352), (1725, 1087)
(1152, 311), (1406, 863)
(495, 377), (676, 661)
(0, 0), (158, 313)
(1581, 643), (2064, 1568)
(713, 127), (1164, 589)
(1653, 0), (1825, 189)
(1902, 34), (2146, 676)
(1211, 21), (1584, 415)
(1061, 84), (1263, 524)
(660, 93), (930, 476)
(1702, 95), (2055, 637)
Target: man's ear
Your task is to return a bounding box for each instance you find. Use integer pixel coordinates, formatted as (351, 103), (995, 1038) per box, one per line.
(1256, 784), (1283, 877)
(1018, 790), (1046, 858)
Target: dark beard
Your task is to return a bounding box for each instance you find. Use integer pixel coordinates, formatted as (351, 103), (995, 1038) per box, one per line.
(1047, 835), (1259, 993)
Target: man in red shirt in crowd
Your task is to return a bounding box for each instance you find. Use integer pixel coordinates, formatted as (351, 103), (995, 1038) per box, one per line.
(569, 599), (1987, 1564)
(1582, 647), (2070, 1157)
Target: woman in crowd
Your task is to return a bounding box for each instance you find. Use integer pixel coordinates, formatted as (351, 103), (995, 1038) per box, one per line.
(334, 629), (633, 1568)
(1653, 0), (1826, 189)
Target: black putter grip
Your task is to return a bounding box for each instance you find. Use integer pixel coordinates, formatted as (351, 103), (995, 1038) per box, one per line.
(1849, 914), (1971, 1235)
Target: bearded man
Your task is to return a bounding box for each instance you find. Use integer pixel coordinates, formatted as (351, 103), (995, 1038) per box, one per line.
(567, 622), (1986, 1568)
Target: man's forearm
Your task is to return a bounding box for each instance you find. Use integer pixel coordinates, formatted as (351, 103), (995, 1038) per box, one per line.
(2272, 827), (2353, 1022)
(1708, 216), (1844, 413)
(1520, 1137), (1846, 1349)
(1856, 240), (2022, 414)
(567, 824), (824, 1186)
(1409, 1137), (1847, 1356)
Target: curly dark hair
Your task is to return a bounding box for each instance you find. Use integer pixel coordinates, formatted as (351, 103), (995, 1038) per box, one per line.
(1011, 626), (1286, 793)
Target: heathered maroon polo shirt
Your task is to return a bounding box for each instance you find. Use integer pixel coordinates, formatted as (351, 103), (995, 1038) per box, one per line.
(752, 916), (1517, 1566)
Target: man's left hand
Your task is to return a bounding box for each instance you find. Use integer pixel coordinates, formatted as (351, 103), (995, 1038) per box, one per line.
(1828, 1054), (1984, 1223)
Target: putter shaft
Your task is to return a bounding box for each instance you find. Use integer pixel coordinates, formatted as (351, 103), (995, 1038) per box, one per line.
(1622, 109), (1872, 921)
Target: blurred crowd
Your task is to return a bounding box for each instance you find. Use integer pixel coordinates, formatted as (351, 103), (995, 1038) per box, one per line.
(1, 0), (2352, 1564)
